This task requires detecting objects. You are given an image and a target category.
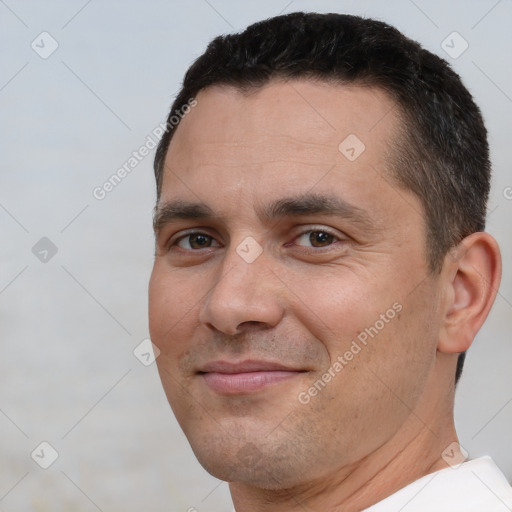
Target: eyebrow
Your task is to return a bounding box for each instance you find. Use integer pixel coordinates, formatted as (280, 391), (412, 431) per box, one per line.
(153, 194), (376, 233)
(153, 200), (216, 232)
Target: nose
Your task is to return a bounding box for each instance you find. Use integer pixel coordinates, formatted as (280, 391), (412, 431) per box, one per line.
(198, 243), (285, 335)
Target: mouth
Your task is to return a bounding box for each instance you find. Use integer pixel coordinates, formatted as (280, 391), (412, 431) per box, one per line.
(197, 360), (307, 395)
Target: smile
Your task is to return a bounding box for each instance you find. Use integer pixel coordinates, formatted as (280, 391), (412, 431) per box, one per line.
(198, 360), (306, 394)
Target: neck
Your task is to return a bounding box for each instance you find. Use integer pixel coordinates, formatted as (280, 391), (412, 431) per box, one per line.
(229, 358), (459, 512)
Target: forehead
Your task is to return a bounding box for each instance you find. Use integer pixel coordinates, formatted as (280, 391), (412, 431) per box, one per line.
(159, 80), (414, 225)
(167, 79), (398, 164)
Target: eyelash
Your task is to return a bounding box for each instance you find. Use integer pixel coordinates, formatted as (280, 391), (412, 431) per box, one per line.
(169, 228), (345, 252)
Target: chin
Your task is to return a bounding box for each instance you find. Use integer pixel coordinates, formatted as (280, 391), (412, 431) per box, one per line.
(196, 452), (297, 489)
(184, 424), (314, 489)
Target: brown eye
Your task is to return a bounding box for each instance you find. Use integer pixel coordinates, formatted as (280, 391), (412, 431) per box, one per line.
(296, 230), (337, 248)
(309, 231), (334, 247)
(176, 233), (219, 249)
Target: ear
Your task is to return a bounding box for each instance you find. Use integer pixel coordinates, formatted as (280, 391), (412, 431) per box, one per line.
(438, 232), (502, 354)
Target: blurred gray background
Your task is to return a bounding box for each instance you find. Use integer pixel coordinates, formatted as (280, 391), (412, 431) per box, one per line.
(1, 0), (511, 510)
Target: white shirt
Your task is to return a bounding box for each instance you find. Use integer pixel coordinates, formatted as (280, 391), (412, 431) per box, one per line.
(363, 456), (512, 511)
(231, 456), (512, 511)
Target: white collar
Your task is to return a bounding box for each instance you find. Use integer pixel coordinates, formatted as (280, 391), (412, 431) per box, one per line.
(363, 456), (512, 511)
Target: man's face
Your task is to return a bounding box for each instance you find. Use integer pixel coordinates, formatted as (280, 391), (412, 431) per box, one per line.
(149, 80), (443, 488)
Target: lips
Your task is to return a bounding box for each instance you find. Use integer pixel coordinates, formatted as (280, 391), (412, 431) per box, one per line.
(198, 360), (306, 394)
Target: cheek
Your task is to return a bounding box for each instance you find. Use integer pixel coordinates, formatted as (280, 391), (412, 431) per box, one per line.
(148, 268), (170, 343)
(149, 268), (201, 420)
(288, 264), (436, 408)
(288, 266), (400, 359)
(148, 264), (199, 356)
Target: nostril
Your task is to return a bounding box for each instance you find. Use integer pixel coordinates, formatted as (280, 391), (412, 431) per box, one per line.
(241, 321), (263, 327)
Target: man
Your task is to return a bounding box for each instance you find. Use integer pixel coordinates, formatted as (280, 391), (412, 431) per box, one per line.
(148, 12), (512, 511)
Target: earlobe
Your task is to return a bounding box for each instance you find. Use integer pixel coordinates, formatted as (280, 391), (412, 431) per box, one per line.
(438, 232), (502, 354)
